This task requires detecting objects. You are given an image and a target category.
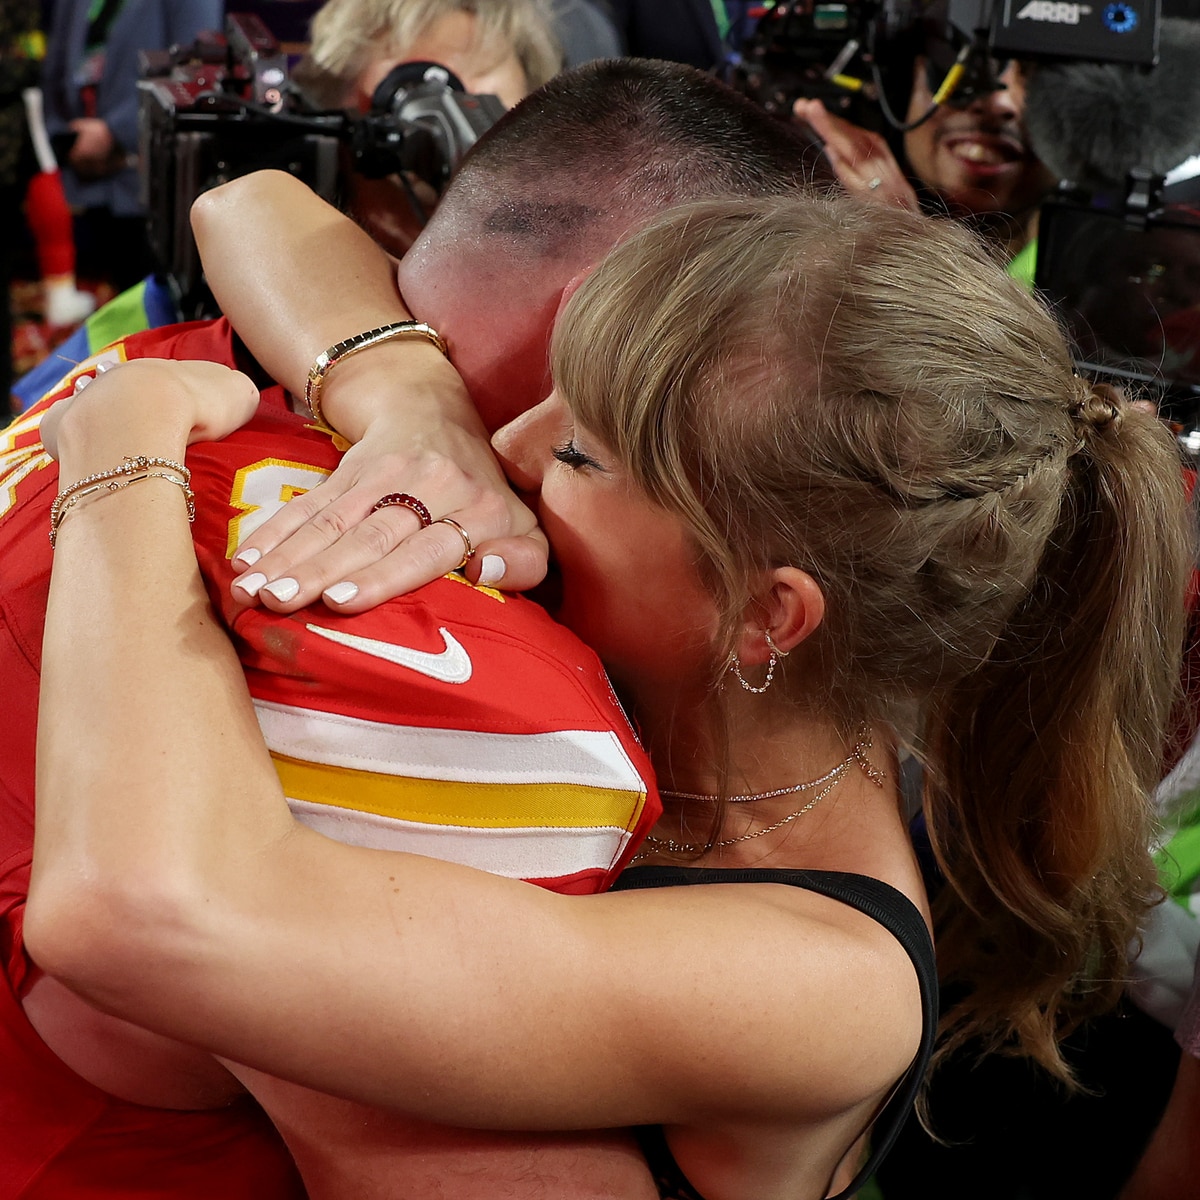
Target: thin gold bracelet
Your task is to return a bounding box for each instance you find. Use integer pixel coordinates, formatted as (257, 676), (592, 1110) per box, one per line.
(305, 321), (449, 432)
(49, 464), (195, 547)
(50, 455), (191, 527)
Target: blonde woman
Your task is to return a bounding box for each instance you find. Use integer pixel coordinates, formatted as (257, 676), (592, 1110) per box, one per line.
(294, 0), (562, 111)
(295, 0), (562, 254)
(29, 194), (1190, 1200)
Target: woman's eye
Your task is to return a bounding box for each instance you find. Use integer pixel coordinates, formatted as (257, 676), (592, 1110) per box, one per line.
(552, 440), (602, 471)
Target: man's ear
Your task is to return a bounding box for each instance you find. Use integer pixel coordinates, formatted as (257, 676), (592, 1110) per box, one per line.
(734, 567), (825, 667)
(553, 265), (599, 325)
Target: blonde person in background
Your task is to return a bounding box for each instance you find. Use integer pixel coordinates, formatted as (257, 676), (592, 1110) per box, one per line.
(294, 0), (563, 255)
(294, 0), (562, 111)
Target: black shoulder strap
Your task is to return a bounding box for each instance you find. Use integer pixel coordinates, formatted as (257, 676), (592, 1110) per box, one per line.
(612, 866), (938, 1200)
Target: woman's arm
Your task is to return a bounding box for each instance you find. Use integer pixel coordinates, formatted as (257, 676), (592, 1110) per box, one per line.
(28, 367), (919, 1136)
(191, 170), (424, 433)
(191, 171), (547, 600)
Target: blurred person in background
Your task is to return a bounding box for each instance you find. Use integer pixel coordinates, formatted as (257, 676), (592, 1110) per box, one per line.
(293, 0), (561, 112)
(40, 0), (223, 292)
(793, 33), (1054, 274)
(294, 0), (563, 255)
(1, 0), (43, 415)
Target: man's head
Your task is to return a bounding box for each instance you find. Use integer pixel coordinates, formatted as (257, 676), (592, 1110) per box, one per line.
(901, 54), (1054, 225)
(396, 58), (833, 431)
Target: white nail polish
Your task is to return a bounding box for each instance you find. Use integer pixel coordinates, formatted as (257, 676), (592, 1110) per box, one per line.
(477, 554), (506, 586)
(94, 360), (112, 373)
(263, 577), (301, 603)
(72, 374), (92, 393)
(324, 581), (359, 605)
(234, 572), (268, 598)
(233, 546), (261, 568)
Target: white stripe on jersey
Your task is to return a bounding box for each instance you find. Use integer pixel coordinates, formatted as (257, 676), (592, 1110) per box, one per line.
(288, 799), (633, 878)
(254, 699), (647, 792)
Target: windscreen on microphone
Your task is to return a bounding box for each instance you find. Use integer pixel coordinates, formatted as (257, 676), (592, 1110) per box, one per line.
(1023, 18), (1200, 191)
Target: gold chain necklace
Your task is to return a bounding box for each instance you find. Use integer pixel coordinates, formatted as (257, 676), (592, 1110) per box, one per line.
(633, 729), (884, 860)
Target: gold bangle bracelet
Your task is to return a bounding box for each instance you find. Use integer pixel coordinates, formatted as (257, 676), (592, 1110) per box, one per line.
(305, 321), (450, 432)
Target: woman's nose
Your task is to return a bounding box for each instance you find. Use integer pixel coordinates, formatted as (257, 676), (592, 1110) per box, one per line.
(491, 393), (562, 494)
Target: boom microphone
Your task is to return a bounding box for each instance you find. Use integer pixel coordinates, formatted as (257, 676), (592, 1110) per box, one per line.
(1023, 18), (1200, 190)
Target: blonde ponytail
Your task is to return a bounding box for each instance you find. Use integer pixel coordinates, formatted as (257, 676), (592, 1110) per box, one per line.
(928, 381), (1190, 1078)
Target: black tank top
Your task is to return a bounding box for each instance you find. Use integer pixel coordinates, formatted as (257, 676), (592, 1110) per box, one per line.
(608, 865), (938, 1200)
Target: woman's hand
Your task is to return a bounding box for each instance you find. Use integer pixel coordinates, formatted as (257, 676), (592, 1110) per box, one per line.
(227, 401), (550, 613)
(40, 359), (260, 466)
(793, 99), (919, 212)
(191, 170), (550, 608)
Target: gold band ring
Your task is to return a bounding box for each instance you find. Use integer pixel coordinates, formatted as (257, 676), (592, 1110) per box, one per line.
(435, 516), (474, 570)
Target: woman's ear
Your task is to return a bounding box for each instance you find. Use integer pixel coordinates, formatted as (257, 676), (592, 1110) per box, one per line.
(734, 567), (825, 667)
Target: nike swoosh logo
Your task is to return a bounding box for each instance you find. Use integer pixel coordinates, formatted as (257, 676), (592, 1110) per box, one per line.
(304, 624), (473, 684)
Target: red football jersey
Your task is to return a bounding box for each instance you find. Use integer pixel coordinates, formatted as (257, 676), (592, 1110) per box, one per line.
(0, 319), (658, 1197)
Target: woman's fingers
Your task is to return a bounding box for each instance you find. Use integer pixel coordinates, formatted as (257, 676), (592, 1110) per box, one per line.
(236, 512), (549, 614)
(230, 474), (358, 567)
(231, 482), (548, 612)
(314, 527), (550, 613)
(231, 489), (430, 607)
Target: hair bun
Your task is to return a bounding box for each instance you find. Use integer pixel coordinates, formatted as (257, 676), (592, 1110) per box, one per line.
(1069, 380), (1124, 440)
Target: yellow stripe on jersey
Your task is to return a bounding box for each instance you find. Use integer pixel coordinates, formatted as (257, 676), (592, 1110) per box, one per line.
(270, 752), (648, 830)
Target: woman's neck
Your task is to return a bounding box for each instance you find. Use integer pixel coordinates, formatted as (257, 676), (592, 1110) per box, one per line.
(633, 698), (902, 871)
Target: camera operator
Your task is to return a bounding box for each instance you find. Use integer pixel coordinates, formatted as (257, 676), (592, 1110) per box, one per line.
(293, 0), (563, 258)
(293, 0), (560, 114)
(793, 46), (1054, 270)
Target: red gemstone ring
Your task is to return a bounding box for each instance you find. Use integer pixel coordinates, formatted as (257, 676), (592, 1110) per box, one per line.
(370, 492), (433, 526)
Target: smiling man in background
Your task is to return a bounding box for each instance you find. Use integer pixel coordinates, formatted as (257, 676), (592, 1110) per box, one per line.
(794, 39), (1054, 274)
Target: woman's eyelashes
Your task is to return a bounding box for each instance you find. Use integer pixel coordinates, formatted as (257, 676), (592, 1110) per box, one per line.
(552, 440), (604, 472)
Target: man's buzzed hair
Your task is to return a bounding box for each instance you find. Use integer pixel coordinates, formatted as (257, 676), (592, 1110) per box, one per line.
(444, 58), (834, 258)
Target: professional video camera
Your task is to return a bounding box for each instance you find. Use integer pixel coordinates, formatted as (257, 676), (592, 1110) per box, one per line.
(731, 0), (1200, 426)
(138, 12), (504, 317)
(727, 0), (1159, 127)
(1024, 17), (1200, 423)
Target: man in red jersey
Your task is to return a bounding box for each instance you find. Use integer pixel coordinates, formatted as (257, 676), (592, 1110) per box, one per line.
(0, 319), (657, 1199)
(1, 59), (826, 1199)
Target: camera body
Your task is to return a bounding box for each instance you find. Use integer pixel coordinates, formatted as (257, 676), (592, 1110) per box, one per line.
(725, 0), (1160, 125)
(730, 0), (1200, 420)
(1036, 171), (1200, 420)
(138, 12), (504, 317)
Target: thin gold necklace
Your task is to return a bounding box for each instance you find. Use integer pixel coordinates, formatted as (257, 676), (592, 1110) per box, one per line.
(634, 729), (884, 860)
